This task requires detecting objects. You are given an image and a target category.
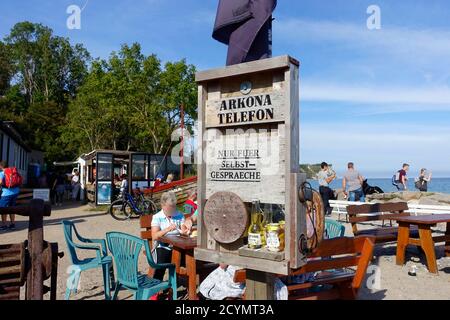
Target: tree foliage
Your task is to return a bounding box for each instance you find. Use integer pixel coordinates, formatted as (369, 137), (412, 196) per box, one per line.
(65, 43), (197, 156)
(0, 22), (197, 166)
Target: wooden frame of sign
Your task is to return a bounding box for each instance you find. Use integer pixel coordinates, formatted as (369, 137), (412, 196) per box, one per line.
(194, 56), (307, 278)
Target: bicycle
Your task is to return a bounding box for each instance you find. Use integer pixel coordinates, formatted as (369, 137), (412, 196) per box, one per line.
(109, 187), (157, 221)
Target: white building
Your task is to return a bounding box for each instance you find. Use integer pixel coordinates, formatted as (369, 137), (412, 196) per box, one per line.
(0, 121), (31, 184)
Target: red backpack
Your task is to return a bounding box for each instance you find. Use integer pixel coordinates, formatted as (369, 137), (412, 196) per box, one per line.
(3, 167), (23, 188)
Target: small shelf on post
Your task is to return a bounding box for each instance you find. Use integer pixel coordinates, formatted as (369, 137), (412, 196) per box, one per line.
(238, 246), (285, 262)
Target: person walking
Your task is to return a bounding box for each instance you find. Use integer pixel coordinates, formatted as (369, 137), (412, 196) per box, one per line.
(342, 162), (365, 202)
(71, 169), (81, 201)
(0, 161), (22, 231)
(393, 164), (410, 191)
(415, 168), (432, 192)
(317, 162), (336, 216)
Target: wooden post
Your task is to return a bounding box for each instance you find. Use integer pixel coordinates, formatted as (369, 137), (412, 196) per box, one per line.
(245, 270), (276, 300)
(0, 200), (53, 300)
(26, 199), (45, 300)
(180, 104), (185, 180)
(194, 56), (306, 300)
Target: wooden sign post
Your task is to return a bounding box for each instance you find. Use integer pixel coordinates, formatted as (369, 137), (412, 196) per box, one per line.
(195, 56), (307, 300)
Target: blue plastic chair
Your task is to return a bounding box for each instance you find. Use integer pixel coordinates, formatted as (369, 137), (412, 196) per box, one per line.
(62, 220), (114, 300)
(106, 232), (177, 300)
(325, 219), (346, 239)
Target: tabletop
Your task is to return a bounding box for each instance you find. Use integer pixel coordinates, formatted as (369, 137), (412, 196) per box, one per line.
(160, 234), (198, 250)
(395, 214), (450, 225)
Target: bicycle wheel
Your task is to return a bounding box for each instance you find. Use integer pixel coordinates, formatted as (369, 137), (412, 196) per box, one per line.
(109, 199), (133, 221)
(133, 199), (157, 218)
(142, 199), (158, 215)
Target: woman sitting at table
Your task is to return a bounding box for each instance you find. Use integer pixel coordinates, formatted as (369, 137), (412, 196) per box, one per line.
(151, 191), (190, 281)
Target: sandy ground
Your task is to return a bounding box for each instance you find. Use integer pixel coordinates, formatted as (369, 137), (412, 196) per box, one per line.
(1, 203), (449, 300)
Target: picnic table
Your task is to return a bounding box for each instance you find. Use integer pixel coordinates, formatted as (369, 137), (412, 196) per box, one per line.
(160, 234), (198, 300)
(395, 214), (450, 274)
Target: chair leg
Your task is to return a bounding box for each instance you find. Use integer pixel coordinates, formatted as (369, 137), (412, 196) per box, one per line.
(65, 287), (71, 300)
(66, 267), (81, 299)
(112, 282), (121, 300)
(109, 265), (116, 291)
(169, 269), (178, 300)
(102, 264), (111, 300)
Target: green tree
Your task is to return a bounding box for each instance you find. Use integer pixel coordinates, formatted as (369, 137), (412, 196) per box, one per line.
(0, 41), (13, 95)
(65, 44), (197, 156)
(5, 22), (90, 107)
(2, 22), (91, 164)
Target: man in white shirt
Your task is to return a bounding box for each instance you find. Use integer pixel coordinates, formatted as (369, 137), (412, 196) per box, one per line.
(71, 169), (81, 201)
(318, 162), (336, 216)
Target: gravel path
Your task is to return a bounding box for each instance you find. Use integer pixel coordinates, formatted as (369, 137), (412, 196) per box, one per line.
(1, 204), (449, 300)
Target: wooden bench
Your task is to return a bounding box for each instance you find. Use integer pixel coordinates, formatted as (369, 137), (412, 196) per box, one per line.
(286, 236), (375, 300)
(347, 202), (419, 243)
(232, 236), (375, 300)
(140, 215), (155, 277)
(16, 188), (34, 205)
(407, 203), (450, 216)
(329, 200), (366, 222)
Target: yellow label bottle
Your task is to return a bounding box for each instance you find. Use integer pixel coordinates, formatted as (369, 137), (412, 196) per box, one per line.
(248, 200), (264, 249)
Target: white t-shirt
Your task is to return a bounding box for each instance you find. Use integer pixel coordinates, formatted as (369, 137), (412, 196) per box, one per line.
(151, 209), (185, 250)
(317, 170), (329, 187)
(120, 179), (128, 192)
(72, 175), (80, 184)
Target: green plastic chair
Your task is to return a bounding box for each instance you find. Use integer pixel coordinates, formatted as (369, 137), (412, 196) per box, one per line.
(106, 232), (177, 300)
(325, 219), (346, 239)
(62, 220), (114, 300)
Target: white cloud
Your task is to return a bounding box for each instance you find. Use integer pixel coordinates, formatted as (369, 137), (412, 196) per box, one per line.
(276, 18), (450, 62)
(301, 82), (450, 106)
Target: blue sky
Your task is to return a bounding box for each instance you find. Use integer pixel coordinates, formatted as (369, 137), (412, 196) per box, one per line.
(2, 1), (450, 177)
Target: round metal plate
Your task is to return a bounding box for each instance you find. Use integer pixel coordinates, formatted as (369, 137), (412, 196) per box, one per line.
(204, 192), (249, 244)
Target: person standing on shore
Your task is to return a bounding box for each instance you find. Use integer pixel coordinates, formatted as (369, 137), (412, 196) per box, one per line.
(318, 162), (336, 216)
(0, 161), (22, 231)
(415, 168), (432, 192)
(394, 163), (410, 191)
(342, 162), (365, 202)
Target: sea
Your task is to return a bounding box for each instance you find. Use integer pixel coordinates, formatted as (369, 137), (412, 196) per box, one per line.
(308, 178), (450, 194)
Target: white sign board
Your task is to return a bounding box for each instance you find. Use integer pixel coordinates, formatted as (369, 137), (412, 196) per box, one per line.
(33, 189), (50, 202)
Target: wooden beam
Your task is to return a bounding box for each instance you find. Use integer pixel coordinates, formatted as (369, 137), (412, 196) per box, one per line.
(0, 202), (51, 217)
(196, 55), (298, 82)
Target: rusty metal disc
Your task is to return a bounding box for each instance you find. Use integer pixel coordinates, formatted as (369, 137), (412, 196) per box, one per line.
(204, 192), (249, 244)
(305, 190), (325, 252)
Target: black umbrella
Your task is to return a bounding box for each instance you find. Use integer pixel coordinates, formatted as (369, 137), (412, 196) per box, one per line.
(213, 0), (277, 66)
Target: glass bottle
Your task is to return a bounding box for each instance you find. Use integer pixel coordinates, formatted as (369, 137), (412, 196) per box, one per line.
(248, 200), (264, 249)
(261, 204), (273, 247)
